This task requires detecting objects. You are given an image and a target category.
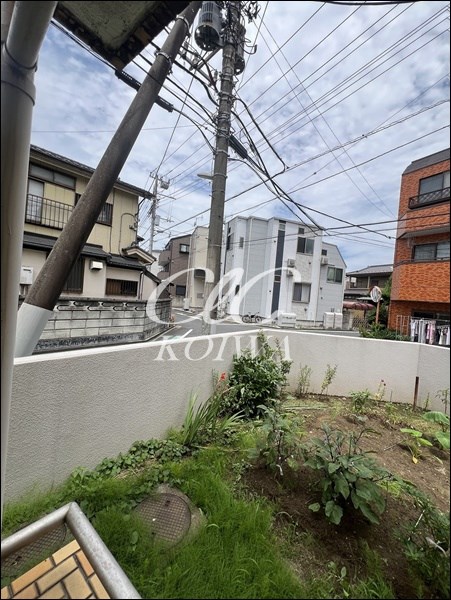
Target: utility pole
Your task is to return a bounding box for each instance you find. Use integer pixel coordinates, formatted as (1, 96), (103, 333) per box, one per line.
(202, 1), (242, 332)
(14, 1), (201, 357)
(148, 173), (169, 255)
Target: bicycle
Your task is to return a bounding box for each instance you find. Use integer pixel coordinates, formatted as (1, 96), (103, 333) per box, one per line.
(242, 312), (263, 324)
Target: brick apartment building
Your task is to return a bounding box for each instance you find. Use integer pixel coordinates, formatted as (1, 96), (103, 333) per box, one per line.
(388, 148), (450, 337)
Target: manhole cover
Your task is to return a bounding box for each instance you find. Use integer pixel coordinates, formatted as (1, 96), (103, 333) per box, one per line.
(1, 524), (70, 579)
(135, 492), (191, 545)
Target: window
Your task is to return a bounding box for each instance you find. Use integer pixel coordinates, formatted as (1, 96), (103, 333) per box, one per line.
(298, 227), (305, 235)
(278, 220), (286, 231)
(26, 179), (44, 223)
(75, 194), (113, 226)
(29, 164), (75, 189)
(179, 244), (189, 254)
(62, 256), (84, 293)
(105, 278), (138, 296)
(175, 284), (186, 296)
(321, 249), (328, 256)
(226, 230), (233, 250)
(297, 237), (314, 254)
(239, 236), (244, 248)
(413, 241), (450, 261)
(293, 282), (311, 302)
(419, 171), (450, 195)
(327, 267), (343, 283)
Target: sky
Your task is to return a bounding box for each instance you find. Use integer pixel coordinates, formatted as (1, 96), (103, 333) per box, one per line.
(30, 0), (450, 272)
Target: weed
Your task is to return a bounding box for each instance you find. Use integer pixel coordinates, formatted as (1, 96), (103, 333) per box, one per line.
(435, 388), (450, 415)
(399, 485), (450, 599)
(297, 365), (312, 397)
(350, 389), (373, 414)
(320, 364), (337, 396)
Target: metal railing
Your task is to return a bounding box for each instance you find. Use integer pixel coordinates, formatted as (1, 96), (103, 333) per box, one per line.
(1, 502), (141, 599)
(25, 194), (73, 229)
(408, 187), (450, 209)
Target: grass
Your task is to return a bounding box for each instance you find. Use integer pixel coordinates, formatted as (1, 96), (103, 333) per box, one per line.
(2, 397), (448, 599)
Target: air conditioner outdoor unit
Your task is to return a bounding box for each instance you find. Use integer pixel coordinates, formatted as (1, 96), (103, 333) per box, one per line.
(321, 256), (329, 265)
(287, 258), (296, 268)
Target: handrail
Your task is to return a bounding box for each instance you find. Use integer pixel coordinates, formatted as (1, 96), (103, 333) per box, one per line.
(1, 502), (141, 599)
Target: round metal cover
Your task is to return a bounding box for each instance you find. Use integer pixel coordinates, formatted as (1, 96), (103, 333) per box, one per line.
(136, 492), (191, 545)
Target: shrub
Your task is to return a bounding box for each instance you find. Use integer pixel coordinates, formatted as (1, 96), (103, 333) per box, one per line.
(320, 364), (337, 396)
(219, 332), (291, 419)
(302, 425), (390, 525)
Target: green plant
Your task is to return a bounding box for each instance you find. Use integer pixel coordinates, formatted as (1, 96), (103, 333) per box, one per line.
(359, 323), (410, 341)
(179, 392), (242, 448)
(297, 364), (312, 397)
(302, 425), (389, 525)
(399, 485), (450, 598)
(219, 332), (292, 419)
(435, 388), (450, 415)
(250, 403), (303, 476)
(399, 428), (433, 463)
(320, 364), (337, 396)
(423, 411), (450, 450)
(350, 389), (373, 414)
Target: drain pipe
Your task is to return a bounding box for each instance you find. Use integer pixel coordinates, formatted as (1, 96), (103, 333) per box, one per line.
(1, 1), (57, 526)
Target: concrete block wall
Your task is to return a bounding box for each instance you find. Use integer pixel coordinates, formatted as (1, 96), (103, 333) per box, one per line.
(6, 329), (449, 501)
(28, 297), (171, 352)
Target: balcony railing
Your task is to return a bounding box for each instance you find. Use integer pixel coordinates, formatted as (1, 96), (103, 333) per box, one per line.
(408, 187), (450, 209)
(25, 194), (73, 229)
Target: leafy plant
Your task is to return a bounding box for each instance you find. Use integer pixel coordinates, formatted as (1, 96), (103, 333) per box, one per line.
(423, 411), (450, 450)
(320, 364), (337, 396)
(359, 323), (410, 341)
(399, 428), (433, 463)
(251, 403), (303, 476)
(179, 392), (242, 448)
(297, 364), (312, 397)
(219, 332), (292, 419)
(350, 389), (373, 414)
(302, 425), (389, 525)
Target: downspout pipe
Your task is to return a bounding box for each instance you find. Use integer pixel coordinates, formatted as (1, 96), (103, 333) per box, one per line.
(1, 0), (58, 526)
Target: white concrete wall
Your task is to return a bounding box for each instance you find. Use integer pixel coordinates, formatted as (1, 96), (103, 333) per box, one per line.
(5, 330), (449, 502)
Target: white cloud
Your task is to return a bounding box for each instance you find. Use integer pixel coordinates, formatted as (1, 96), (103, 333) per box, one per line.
(30, 1), (450, 270)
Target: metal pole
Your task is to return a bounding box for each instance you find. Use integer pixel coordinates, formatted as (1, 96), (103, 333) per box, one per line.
(202, 1), (241, 333)
(15, 1), (202, 357)
(1, 0), (57, 527)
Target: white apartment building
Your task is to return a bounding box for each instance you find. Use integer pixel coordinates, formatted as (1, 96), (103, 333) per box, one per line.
(222, 216), (346, 324)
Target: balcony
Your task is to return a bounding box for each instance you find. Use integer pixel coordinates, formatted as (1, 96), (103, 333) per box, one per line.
(25, 194), (73, 230)
(408, 187), (450, 209)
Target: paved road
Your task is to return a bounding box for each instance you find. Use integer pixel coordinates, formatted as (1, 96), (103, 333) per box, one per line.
(154, 310), (360, 341)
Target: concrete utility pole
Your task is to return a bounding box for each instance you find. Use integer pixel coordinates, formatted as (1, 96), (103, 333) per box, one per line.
(203, 1), (241, 332)
(148, 173), (169, 255)
(15, 1), (202, 357)
(149, 176), (159, 255)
